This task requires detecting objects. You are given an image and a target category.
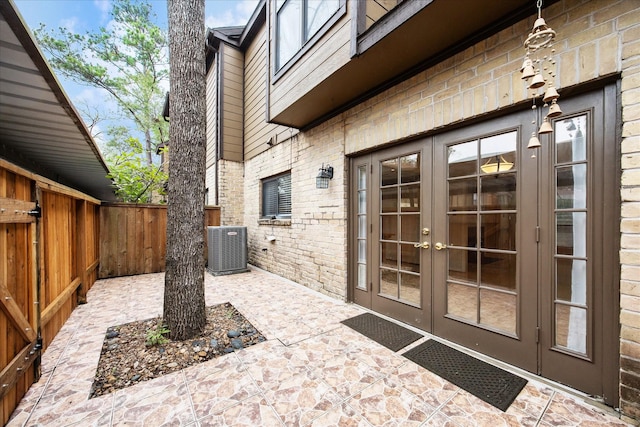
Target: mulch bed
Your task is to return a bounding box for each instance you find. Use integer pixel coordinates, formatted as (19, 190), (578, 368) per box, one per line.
(89, 302), (265, 398)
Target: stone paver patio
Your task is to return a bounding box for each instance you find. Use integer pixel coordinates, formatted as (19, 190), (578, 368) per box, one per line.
(7, 267), (633, 426)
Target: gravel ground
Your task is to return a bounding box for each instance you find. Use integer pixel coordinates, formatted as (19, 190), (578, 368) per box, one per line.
(89, 302), (265, 398)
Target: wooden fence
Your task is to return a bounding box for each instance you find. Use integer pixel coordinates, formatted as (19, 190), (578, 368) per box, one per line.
(1, 159), (101, 425)
(98, 203), (220, 278)
(1, 160), (221, 423)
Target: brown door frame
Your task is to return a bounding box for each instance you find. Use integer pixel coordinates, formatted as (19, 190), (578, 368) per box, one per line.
(538, 84), (619, 404)
(431, 111), (538, 373)
(347, 83), (620, 403)
(349, 139), (433, 330)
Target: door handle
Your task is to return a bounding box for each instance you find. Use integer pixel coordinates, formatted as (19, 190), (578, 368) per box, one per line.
(434, 242), (447, 251)
(413, 242), (430, 249)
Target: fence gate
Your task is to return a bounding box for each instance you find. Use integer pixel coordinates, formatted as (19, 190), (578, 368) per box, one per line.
(0, 195), (41, 425)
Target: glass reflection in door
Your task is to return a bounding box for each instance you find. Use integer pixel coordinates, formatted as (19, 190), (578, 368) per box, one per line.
(446, 131), (518, 335)
(379, 153), (421, 306)
(554, 115), (589, 355)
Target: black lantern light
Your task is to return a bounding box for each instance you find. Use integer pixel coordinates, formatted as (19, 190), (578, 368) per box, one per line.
(316, 164), (334, 189)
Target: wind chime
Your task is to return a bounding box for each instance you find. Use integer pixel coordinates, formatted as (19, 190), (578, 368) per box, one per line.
(521, 0), (560, 154)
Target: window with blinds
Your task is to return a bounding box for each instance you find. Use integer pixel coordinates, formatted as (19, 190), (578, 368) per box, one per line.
(262, 172), (292, 218)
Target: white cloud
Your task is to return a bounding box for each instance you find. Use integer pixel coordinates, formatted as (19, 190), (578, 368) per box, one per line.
(205, 0), (259, 29)
(59, 17), (79, 32)
(94, 0), (111, 22)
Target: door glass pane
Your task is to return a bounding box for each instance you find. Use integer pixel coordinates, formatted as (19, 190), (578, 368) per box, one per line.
(480, 173), (516, 210)
(400, 153), (420, 183)
(381, 187), (397, 213)
(446, 130), (519, 336)
(401, 184), (420, 212)
(553, 113), (589, 356)
(448, 248), (477, 283)
(556, 258), (587, 304)
(358, 240), (366, 263)
(449, 179), (477, 211)
(480, 131), (517, 174)
(481, 213), (516, 251)
(480, 253), (516, 290)
(556, 305), (587, 354)
(448, 140), (477, 177)
(381, 159), (398, 186)
(381, 242), (397, 268)
(556, 212), (586, 257)
(448, 214), (476, 247)
(358, 191), (366, 213)
(380, 269), (397, 297)
(358, 165), (367, 190)
(358, 215), (367, 238)
(400, 272), (420, 305)
(400, 243), (420, 273)
(357, 264), (367, 289)
(480, 289), (516, 334)
(557, 164), (587, 209)
(555, 116), (587, 163)
(400, 215), (420, 242)
(378, 154), (421, 307)
(381, 215), (397, 240)
(447, 282), (476, 321)
(357, 165), (367, 291)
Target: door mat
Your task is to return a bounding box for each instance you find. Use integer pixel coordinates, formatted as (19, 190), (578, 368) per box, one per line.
(341, 313), (422, 351)
(403, 340), (527, 411)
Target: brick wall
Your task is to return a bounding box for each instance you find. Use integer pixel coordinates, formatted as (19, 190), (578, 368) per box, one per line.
(244, 120), (348, 300)
(341, 1), (640, 417)
(618, 0), (640, 418)
(241, 0), (640, 418)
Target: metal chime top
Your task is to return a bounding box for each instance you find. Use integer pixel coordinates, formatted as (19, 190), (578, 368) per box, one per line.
(521, 0), (561, 150)
(524, 1), (556, 51)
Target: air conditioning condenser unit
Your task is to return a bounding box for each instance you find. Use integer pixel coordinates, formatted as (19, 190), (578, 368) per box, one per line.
(207, 226), (249, 275)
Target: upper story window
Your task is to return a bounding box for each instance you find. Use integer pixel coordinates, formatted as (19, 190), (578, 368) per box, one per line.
(276, 0), (340, 70)
(262, 172), (292, 218)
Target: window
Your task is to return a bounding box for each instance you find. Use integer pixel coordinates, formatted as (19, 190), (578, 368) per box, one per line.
(262, 172), (292, 218)
(276, 0), (340, 70)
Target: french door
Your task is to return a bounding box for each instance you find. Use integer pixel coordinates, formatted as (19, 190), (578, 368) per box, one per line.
(350, 86), (618, 402)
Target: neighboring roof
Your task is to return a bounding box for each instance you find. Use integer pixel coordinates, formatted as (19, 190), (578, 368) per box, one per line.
(0, 0), (117, 201)
(205, 0), (266, 70)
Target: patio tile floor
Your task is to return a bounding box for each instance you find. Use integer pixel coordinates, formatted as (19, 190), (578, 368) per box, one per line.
(7, 267), (634, 426)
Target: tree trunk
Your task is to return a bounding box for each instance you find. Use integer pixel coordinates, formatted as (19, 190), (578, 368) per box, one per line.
(163, 0), (206, 340)
(144, 128), (153, 166)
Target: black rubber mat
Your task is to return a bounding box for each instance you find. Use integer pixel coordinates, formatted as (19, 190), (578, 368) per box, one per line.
(403, 340), (527, 411)
(341, 313), (422, 351)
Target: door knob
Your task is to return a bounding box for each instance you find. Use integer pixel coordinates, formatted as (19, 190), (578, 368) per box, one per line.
(413, 242), (430, 249)
(434, 242), (447, 251)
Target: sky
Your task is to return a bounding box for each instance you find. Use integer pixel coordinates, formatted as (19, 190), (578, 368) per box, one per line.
(12, 0), (259, 150)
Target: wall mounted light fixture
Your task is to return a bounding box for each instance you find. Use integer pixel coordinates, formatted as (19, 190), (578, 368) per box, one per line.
(316, 164), (334, 189)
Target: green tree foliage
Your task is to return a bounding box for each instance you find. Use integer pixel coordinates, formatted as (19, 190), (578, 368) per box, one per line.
(104, 126), (167, 203)
(35, 0), (169, 201)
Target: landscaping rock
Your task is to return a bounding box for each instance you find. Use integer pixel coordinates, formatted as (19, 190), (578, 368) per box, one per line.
(89, 302), (266, 399)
